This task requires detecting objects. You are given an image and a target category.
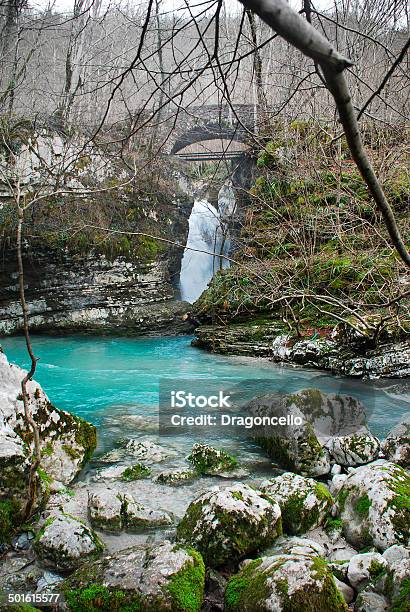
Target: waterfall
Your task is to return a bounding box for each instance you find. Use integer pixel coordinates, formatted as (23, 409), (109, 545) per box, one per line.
(179, 184), (236, 304)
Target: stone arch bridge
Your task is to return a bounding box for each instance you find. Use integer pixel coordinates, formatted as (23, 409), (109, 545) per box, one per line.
(166, 104), (256, 161)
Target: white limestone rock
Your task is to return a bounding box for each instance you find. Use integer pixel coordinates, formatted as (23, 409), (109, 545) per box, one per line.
(354, 590), (389, 612)
(176, 483), (282, 567)
(381, 413), (410, 467)
(337, 461), (410, 550)
(347, 552), (388, 589)
(62, 540), (205, 611)
(325, 431), (380, 467)
(259, 472), (334, 535)
(0, 350), (96, 522)
(224, 553), (348, 611)
(34, 513), (103, 571)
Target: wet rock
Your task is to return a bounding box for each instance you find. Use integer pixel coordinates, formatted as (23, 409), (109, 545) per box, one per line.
(0, 552), (43, 593)
(176, 483), (282, 567)
(203, 569), (227, 612)
(88, 488), (172, 532)
(246, 389), (377, 476)
(262, 535), (325, 558)
(354, 590), (389, 612)
(187, 443), (247, 477)
(88, 489), (123, 532)
(34, 513), (103, 571)
(381, 413), (410, 467)
(11, 531), (35, 551)
(62, 540), (205, 612)
(325, 432), (380, 467)
(336, 461), (410, 550)
(98, 439), (177, 465)
(155, 468), (197, 485)
(260, 472), (334, 535)
(334, 577), (354, 604)
(37, 570), (64, 592)
(329, 473), (348, 496)
(194, 323), (410, 378)
(125, 497), (173, 530)
(382, 544), (410, 566)
(347, 552), (388, 589)
(0, 350), (96, 528)
(224, 553), (348, 611)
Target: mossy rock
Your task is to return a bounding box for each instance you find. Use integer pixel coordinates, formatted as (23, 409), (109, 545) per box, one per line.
(187, 443), (240, 476)
(260, 473), (334, 535)
(34, 513), (104, 571)
(62, 540), (205, 612)
(337, 461), (410, 550)
(225, 554), (348, 611)
(176, 483), (282, 568)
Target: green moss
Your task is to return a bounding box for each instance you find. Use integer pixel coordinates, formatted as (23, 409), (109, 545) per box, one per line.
(165, 547), (205, 611)
(121, 463), (151, 482)
(391, 578), (410, 612)
(0, 498), (18, 543)
(225, 556), (347, 611)
(355, 494), (371, 517)
(72, 416), (97, 466)
(385, 466), (410, 544)
(41, 442), (53, 457)
(187, 444), (238, 475)
(325, 518), (343, 534)
(34, 516), (56, 543)
(64, 584), (143, 612)
(368, 559), (387, 581)
(337, 489), (349, 513)
(225, 559), (266, 611)
(232, 491), (244, 501)
(63, 444), (82, 460)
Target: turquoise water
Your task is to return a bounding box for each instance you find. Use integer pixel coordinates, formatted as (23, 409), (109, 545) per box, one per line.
(1, 335), (409, 445)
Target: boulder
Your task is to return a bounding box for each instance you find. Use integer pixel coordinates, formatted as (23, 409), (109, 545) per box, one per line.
(262, 535), (325, 558)
(354, 590), (389, 612)
(245, 389), (378, 477)
(325, 432), (380, 467)
(98, 438), (176, 464)
(334, 577), (354, 604)
(155, 469), (197, 485)
(62, 540), (205, 611)
(225, 553), (348, 611)
(0, 350), (96, 538)
(176, 483), (282, 567)
(34, 513), (103, 571)
(187, 443), (246, 477)
(88, 489), (123, 531)
(337, 461), (410, 550)
(381, 413), (410, 467)
(88, 488), (172, 532)
(347, 552), (388, 589)
(260, 473), (334, 535)
(382, 544), (410, 566)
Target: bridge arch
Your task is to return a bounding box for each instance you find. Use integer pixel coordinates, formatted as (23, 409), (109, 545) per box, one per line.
(170, 122), (248, 155)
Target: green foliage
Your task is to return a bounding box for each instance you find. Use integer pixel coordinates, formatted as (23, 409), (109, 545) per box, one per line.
(121, 463), (151, 481)
(0, 499), (18, 544)
(391, 578), (410, 612)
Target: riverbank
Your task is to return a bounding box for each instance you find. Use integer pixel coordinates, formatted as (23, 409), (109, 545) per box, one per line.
(192, 321), (410, 379)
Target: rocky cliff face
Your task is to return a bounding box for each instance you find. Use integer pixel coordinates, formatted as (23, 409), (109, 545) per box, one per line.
(0, 248), (192, 336)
